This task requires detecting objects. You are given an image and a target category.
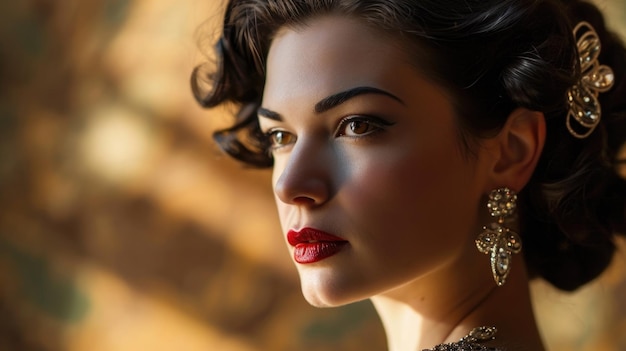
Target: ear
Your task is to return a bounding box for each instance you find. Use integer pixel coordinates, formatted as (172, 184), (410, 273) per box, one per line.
(486, 108), (546, 192)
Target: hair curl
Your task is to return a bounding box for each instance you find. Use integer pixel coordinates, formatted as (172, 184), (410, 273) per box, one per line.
(192, 0), (626, 291)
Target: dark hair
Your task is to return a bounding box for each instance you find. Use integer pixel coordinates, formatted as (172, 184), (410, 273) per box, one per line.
(192, 0), (626, 291)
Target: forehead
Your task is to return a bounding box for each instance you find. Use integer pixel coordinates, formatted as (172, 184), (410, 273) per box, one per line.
(263, 16), (418, 106)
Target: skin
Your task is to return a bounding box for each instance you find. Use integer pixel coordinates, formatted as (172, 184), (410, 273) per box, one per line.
(258, 15), (546, 351)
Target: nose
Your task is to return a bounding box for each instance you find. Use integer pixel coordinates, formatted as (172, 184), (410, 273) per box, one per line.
(273, 138), (332, 206)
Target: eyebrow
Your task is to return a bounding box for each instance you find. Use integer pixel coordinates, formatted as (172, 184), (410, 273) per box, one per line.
(257, 86), (404, 121)
(257, 107), (282, 121)
(315, 86), (404, 113)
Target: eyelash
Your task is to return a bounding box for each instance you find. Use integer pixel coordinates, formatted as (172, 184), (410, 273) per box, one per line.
(334, 115), (392, 138)
(263, 115), (393, 151)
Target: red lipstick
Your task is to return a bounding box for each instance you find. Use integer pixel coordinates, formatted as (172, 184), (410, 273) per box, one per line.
(287, 228), (348, 264)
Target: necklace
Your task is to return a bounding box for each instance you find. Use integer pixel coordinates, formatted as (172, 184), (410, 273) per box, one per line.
(423, 326), (499, 351)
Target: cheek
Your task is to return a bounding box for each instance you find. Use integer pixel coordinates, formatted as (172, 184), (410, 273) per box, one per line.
(348, 141), (465, 204)
(343, 143), (479, 248)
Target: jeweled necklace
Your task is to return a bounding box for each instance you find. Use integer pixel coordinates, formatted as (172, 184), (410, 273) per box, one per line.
(423, 326), (499, 351)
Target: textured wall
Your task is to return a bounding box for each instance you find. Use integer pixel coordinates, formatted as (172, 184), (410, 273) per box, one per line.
(0, 1), (624, 350)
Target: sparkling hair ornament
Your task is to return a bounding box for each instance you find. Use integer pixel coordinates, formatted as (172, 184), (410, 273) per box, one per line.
(566, 21), (615, 139)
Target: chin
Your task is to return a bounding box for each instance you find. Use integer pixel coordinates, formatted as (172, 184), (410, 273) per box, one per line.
(303, 294), (337, 308)
(302, 288), (353, 308)
(299, 275), (370, 308)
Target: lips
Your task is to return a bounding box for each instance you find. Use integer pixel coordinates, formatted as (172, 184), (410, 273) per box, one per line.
(287, 227), (348, 264)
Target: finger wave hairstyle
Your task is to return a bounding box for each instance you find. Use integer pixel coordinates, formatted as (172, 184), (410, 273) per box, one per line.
(192, 0), (626, 291)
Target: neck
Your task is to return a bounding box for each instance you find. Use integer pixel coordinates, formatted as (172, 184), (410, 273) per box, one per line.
(370, 254), (546, 351)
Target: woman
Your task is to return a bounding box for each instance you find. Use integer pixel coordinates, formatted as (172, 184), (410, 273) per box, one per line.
(192, 0), (626, 350)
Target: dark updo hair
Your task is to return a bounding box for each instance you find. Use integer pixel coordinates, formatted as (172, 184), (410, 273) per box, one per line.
(192, 0), (626, 291)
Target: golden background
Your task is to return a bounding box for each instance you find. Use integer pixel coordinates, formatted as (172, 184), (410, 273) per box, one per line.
(0, 1), (624, 350)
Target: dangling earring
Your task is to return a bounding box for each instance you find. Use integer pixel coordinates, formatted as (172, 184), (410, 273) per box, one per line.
(475, 188), (522, 286)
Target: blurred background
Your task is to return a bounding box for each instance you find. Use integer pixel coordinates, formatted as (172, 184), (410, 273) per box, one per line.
(0, 1), (624, 350)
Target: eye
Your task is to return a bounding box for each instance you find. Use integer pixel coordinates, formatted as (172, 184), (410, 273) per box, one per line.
(335, 116), (391, 137)
(266, 129), (296, 149)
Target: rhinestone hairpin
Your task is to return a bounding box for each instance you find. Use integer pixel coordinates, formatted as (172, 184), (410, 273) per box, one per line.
(566, 21), (615, 139)
(475, 188), (522, 286)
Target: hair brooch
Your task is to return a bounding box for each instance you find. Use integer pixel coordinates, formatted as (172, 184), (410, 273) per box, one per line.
(566, 21), (615, 139)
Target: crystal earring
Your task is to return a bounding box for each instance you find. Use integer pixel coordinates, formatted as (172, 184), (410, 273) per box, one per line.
(475, 188), (522, 286)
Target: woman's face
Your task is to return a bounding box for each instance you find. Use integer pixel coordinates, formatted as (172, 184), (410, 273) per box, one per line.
(259, 16), (493, 307)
